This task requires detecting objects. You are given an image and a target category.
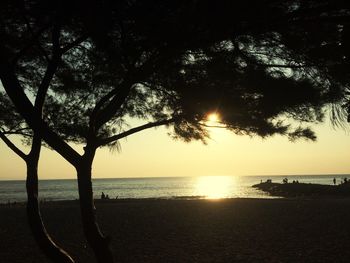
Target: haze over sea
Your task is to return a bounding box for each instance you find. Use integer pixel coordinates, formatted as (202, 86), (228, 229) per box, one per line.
(1, 175), (349, 203)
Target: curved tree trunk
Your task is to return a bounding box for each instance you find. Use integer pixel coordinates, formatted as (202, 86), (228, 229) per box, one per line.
(26, 136), (75, 263)
(76, 158), (114, 263)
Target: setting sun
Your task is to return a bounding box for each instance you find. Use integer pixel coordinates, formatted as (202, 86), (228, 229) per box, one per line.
(207, 112), (220, 123)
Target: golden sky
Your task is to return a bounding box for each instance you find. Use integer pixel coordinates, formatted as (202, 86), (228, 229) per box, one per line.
(0, 120), (349, 180)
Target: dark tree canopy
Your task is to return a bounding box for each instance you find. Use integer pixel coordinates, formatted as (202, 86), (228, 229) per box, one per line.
(1, 0), (349, 150)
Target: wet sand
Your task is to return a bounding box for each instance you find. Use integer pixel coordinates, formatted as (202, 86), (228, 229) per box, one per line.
(1, 198), (350, 262)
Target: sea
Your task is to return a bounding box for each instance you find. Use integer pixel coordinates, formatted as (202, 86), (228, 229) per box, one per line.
(0, 175), (349, 203)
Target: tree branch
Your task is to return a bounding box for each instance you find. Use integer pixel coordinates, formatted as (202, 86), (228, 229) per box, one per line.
(60, 35), (89, 54)
(35, 60), (60, 111)
(0, 130), (27, 160)
(34, 24), (62, 119)
(90, 47), (172, 131)
(51, 22), (61, 57)
(94, 80), (134, 129)
(2, 130), (32, 137)
(235, 42), (315, 70)
(0, 55), (81, 166)
(90, 88), (120, 123)
(199, 122), (228, 129)
(90, 46), (167, 131)
(97, 118), (178, 147)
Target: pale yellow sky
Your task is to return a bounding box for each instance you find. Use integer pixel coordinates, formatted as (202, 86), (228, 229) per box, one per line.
(0, 120), (349, 180)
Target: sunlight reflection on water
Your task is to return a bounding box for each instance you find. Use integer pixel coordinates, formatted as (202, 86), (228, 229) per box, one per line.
(194, 176), (236, 199)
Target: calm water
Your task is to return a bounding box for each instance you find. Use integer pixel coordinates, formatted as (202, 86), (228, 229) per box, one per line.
(0, 175), (348, 203)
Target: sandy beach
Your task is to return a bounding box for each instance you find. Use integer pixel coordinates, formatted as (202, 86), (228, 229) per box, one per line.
(1, 198), (350, 263)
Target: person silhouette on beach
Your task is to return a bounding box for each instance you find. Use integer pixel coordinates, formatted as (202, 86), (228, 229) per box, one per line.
(101, 192), (106, 199)
(333, 178), (336, 185)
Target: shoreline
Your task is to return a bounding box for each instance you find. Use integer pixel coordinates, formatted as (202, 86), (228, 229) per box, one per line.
(0, 195), (287, 206)
(6, 192), (350, 206)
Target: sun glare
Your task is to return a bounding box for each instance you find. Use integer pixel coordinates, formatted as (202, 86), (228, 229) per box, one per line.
(195, 176), (234, 199)
(207, 112), (220, 123)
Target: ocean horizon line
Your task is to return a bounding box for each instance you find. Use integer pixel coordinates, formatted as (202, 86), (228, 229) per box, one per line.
(1, 173), (350, 181)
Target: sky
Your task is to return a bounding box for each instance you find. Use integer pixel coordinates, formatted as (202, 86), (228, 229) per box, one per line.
(0, 119), (349, 180)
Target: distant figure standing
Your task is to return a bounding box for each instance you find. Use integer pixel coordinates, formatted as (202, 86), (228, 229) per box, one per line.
(333, 178), (336, 185)
(101, 192), (106, 199)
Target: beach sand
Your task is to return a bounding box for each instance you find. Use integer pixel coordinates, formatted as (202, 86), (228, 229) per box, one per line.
(1, 198), (350, 262)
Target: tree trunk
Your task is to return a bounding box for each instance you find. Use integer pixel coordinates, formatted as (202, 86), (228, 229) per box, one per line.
(26, 133), (75, 263)
(26, 159), (75, 263)
(76, 160), (114, 263)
